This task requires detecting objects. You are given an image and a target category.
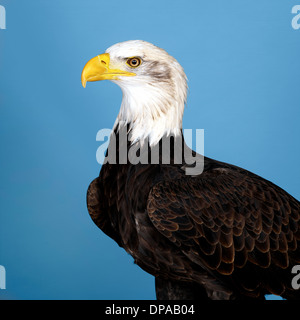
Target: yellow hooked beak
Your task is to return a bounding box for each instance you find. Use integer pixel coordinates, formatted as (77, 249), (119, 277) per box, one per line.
(81, 53), (136, 88)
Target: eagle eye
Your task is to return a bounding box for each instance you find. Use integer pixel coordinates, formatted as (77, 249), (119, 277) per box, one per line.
(126, 57), (142, 68)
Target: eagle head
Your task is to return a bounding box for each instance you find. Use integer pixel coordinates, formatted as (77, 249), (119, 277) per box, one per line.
(81, 40), (188, 145)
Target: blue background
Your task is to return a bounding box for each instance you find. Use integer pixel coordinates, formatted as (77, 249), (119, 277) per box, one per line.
(0, 1), (299, 300)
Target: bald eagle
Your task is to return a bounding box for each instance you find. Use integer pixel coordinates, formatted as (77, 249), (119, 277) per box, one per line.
(82, 40), (300, 300)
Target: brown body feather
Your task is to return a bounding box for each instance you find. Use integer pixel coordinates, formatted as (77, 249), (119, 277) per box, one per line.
(87, 127), (300, 300)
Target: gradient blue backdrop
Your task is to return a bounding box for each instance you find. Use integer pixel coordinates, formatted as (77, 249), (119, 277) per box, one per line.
(1, 1), (299, 300)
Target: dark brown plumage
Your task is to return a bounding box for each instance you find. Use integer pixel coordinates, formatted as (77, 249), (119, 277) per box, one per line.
(87, 127), (300, 300)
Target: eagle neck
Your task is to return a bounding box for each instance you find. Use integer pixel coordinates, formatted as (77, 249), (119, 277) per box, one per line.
(113, 81), (185, 146)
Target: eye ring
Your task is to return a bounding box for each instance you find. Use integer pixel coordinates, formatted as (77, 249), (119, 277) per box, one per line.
(126, 57), (142, 68)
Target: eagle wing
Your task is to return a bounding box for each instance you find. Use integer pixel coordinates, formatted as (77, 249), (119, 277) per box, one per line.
(87, 178), (122, 246)
(147, 166), (300, 297)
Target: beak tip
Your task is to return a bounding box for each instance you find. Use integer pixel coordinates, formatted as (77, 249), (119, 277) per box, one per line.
(81, 78), (87, 88)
